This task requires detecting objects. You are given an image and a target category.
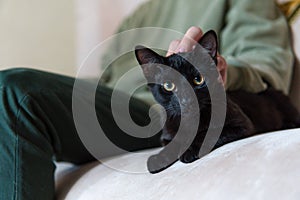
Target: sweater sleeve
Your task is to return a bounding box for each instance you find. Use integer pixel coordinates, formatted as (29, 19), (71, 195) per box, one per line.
(101, 0), (294, 97)
(221, 0), (294, 94)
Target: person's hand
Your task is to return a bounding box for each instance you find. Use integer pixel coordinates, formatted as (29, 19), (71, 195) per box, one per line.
(166, 26), (227, 85)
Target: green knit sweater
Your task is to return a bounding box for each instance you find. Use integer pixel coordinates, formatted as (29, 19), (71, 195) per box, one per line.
(101, 0), (294, 105)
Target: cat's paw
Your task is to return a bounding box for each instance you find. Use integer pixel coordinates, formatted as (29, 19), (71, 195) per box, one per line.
(179, 150), (199, 163)
(147, 154), (177, 174)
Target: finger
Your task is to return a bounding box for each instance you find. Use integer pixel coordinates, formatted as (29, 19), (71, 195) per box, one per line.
(176, 26), (203, 53)
(166, 39), (181, 57)
(217, 55), (227, 84)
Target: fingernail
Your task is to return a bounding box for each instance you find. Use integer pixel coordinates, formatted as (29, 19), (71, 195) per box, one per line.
(178, 47), (186, 53)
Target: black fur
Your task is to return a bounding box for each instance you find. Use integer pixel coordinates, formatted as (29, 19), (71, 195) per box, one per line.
(135, 30), (300, 172)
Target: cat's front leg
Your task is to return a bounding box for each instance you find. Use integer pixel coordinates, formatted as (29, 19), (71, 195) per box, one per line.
(213, 125), (254, 149)
(178, 130), (206, 163)
(147, 153), (178, 174)
(179, 146), (200, 163)
(147, 139), (182, 173)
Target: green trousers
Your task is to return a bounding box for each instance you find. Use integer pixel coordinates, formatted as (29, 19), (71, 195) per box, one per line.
(0, 68), (161, 200)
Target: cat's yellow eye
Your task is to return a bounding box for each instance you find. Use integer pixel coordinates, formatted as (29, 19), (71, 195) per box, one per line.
(163, 81), (176, 92)
(193, 75), (205, 86)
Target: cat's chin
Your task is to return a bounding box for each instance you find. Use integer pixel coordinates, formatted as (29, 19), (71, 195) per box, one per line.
(160, 139), (171, 146)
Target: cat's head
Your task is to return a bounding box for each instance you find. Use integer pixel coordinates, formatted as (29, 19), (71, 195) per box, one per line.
(135, 30), (219, 117)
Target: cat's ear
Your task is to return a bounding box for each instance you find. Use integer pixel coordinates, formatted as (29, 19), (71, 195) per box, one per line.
(135, 45), (163, 65)
(198, 30), (218, 64)
(135, 45), (163, 80)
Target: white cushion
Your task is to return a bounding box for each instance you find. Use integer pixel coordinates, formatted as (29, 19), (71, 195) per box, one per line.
(55, 128), (300, 200)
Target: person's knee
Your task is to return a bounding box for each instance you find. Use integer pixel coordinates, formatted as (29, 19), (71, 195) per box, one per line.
(0, 68), (44, 95)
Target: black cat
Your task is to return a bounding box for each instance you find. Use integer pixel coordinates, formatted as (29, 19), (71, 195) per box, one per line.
(135, 30), (300, 173)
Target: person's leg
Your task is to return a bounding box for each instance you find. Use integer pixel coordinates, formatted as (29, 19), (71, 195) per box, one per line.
(0, 68), (160, 200)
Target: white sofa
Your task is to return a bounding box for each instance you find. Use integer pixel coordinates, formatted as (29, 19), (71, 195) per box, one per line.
(56, 129), (300, 200)
(55, 1), (300, 199)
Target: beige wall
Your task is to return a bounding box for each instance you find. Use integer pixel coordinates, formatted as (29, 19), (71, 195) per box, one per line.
(0, 0), (147, 77)
(0, 0), (76, 76)
(76, 0), (148, 78)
